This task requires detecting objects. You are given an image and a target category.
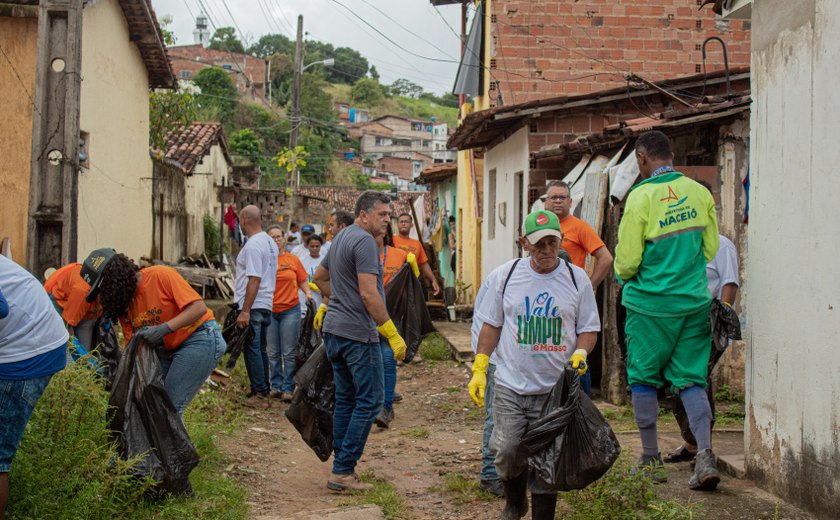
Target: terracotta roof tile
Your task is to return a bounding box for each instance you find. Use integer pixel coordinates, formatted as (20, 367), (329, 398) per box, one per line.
(160, 122), (231, 174)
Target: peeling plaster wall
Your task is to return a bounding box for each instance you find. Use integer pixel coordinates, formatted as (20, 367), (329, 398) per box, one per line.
(747, 1), (840, 517)
(186, 144), (228, 256)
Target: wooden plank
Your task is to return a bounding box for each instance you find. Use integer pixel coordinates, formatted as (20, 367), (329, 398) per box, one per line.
(579, 170), (609, 276)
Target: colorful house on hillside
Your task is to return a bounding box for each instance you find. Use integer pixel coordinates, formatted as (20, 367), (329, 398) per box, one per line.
(0, 0), (175, 271)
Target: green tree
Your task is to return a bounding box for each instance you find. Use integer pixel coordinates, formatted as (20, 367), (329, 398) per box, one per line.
(390, 78), (423, 98)
(247, 33), (294, 58)
(192, 67), (238, 122)
(351, 78), (385, 106)
(369, 65), (380, 81)
(295, 74), (342, 184)
(149, 82), (199, 149)
(229, 129), (263, 157)
(208, 27), (245, 53)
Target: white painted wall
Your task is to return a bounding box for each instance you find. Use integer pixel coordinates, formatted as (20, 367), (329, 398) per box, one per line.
(77, 0), (153, 262)
(747, 1), (840, 516)
(186, 144), (228, 255)
(481, 127), (529, 277)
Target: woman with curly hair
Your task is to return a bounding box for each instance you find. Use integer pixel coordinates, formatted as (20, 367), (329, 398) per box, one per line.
(82, 249), (225, 418)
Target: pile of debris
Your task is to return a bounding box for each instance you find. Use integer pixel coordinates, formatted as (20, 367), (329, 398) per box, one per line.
(141, 254), (236, 300)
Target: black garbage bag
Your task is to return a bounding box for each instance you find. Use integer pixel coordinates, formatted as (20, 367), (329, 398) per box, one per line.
(295, 298), (321, 371)
(710, 298), (742, 354)
(222, 304), (254, 371)
(285, 342), (334, 461)
(521, 367), (621, 491)
(107, 336), (200, 495)
(385, 265), (435, 362)
(91, 317), (121, 391)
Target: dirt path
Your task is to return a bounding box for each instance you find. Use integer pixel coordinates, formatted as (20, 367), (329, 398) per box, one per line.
(217, 357), (812, 520)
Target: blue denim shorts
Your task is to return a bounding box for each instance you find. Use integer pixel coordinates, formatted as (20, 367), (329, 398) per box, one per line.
(0, 375), (52, 472)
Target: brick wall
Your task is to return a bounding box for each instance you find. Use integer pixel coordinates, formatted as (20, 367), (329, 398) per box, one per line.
(169, 44), (266, 98)
(490, 0), (750, 105)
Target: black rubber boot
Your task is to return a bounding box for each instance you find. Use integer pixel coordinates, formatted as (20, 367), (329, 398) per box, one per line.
(499, 473), (529, 520)
(531, 493), (557, 520)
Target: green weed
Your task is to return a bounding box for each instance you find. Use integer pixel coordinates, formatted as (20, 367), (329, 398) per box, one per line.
(714, 385), (744, 403)
(418, 333), (452, 361)
(437, 473), (496, 504)
(402, 427), (431, 440)
(338, 469), (410, 519)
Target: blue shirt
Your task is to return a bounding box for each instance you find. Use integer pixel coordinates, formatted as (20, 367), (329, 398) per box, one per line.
(0, 343), (66, 380)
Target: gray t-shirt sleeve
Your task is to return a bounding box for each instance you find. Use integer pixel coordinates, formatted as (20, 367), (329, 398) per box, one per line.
(353, 233), (380, 274)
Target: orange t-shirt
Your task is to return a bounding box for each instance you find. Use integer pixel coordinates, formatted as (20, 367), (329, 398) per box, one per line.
(392, 235), (428, 264)
(559, 215), (607, 269)
(44, 263), (102, 326)
(119, 266), (213, 350)
(380, 246), (409, 287)
(273, 253), (308, 313)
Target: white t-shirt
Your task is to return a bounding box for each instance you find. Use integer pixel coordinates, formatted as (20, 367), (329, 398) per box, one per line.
(0, 255), (69, 363)
(706, 235), (739, 299)
(234, 231), (279, 311)
(471, 277), (498, 365)
(475, 258), (601, 395)
(297, 254), (325, 316)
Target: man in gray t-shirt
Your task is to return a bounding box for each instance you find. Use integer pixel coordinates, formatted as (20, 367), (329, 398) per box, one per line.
(312, 191), (407, 493)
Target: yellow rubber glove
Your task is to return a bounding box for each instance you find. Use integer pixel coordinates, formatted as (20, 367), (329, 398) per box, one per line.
(469, 354), (490, 406)
(313, 304), (327, 330)
(377, 319), (407, 361)
(308, 282), (320, 293)
(406, 253), (420, 278)
(570, 348), (588, 376)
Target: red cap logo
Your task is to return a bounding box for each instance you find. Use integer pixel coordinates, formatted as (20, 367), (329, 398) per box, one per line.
(536, 213), (549, 225)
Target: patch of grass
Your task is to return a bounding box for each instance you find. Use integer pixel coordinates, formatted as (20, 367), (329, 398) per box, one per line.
(467, 407), (484, 421)
(434, 473), (495, 505)
(418, 333), (451, 361)
(714, 384), (744, 402)
(446, 386), (459, 394)
(714, 402), (746, 428)
(402, 427), (431, 440)
(8, 360), (248, 520)
(437, 402), (455, 412)
(338, 469), (410, 519)
(560, 454), (705, 520)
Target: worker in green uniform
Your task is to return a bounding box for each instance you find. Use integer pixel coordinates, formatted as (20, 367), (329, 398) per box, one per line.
(615, 130), (721, 491)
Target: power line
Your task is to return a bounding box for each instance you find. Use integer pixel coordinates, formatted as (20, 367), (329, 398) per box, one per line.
(357, 0), (459, 61)
(182, 0), (196, 22)
(217, 0), (249, 47)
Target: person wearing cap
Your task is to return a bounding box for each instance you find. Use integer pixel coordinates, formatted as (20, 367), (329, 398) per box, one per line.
(82, 249), (225, 419)
(44, 262), (103, 352)
(1, 255), (68, 518)
(393, 213), (440, 296)
(290, 224), (316, 258)
(615, 130), (720, 490)
(468, 210), (601, 520)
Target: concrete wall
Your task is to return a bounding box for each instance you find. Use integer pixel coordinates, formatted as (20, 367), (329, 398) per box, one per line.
(77, 0), (153, 262)
(0, 16), (37, 262)
(482, 127), (530, 277)
(747, 1), (840, 517)
(186, 143), (227, 255)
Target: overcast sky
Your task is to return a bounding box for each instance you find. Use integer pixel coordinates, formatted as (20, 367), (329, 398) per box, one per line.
(150, 0), (468, 94)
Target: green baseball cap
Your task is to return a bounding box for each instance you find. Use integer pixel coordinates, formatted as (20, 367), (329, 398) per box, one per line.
(523, 210), (563, 244)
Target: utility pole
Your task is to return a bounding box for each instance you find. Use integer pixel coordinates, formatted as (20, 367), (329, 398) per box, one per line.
(27, 0), (84, 277)
(285, 14), (303, 225)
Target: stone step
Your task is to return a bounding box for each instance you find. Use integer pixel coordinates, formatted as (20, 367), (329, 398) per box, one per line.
(718, 453), (747, 480)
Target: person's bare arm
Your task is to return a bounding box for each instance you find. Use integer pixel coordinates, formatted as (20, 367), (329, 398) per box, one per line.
(419, 262), (441, 295)
(575, 331), (598, 355)
(358, 272), (390, 325)
(720, 283), (738, 307)
(313, 265), (331, 301)
(298, 280), (312, 299)
(589, 246), (614, 289)
(476, 323), (502, 357)
(167, 300), (207, 331)
(236, 276), (261, 328)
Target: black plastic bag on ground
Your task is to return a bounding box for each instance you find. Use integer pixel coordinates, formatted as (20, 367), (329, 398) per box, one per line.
(91, 317), (121, 391)
(107, 336), (200, 495)
(385, 265), (435, 362)
(285, 342), (334, 461)
(222, 304), (254, 371)
(295, 298), (321, 371)
(521, 367), (621, 491)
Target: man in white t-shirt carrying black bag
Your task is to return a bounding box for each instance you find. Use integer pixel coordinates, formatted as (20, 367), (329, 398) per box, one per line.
(468, 210), (601, 520)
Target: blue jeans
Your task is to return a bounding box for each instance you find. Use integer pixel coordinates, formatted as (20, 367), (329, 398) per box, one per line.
(0, 374), (53, 472)
(243, 309), (272, 394)
(380, 339), (396, 412)
(481, 363), (499, 481)
(160, 320), (226, 418)
(267, 304), (302, 393)
(324, 333), (384, 475)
